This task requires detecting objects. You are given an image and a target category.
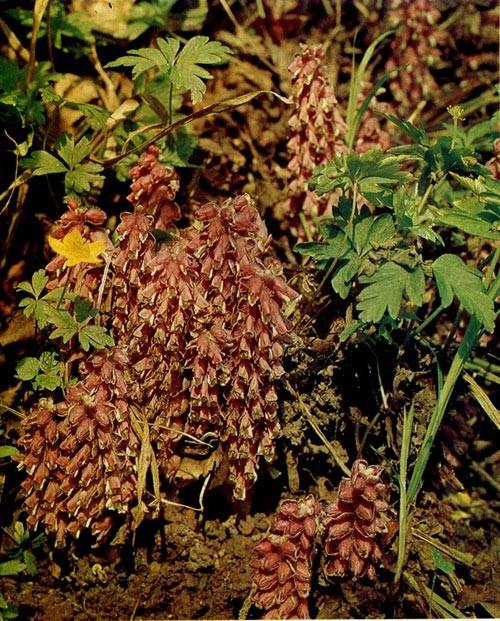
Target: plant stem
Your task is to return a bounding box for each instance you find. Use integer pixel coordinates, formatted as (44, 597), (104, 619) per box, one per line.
(406, 244), (498, 507)
(394, 403), (414, 584)
(56, 266), (73, 310)
(407, 313), (481, 508)
(413, 303), (444, 336)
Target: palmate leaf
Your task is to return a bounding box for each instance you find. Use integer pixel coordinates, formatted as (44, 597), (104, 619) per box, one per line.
(168, 36), (232, 104)
(106, 35), (232, 105)
(21, 150), (67, 175)
(78, 325), (115, 352)
(432, 254), (496, 332)
(357, 261), (425, 323)
(64, 162), (105, 194)
(311, 150), (410, 205)
(0, 560), (26, 577)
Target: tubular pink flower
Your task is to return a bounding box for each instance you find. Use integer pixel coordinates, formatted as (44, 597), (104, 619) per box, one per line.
(321, 459), (390, 580)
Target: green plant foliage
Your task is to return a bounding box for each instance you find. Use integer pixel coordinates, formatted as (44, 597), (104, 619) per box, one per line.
(106, 35), (232, 104)
(299, 102), (499, 338)
(312, 149), (411, 207)
(295, 199), (398, 299)
(4, 522), (46, 578)
(0, 560), (25, 620)
(357, 259), (425, 323)
(21, 135), (104, 195)
(15, 350), (62, 391)
(432, 254), (495, 332)
(17, 270), (114, 356)
(0, 58), (54, 129)
(437, 175), (500, 240)
(17, 270), (62, 330)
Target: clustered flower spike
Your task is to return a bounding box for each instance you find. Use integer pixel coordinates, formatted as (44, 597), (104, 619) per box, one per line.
(251, 495), (321, 620)
(19, 348), (139, 544)
(129, 194), (298, 498)
(278, 43), (348, 242)
(18, 145), (298, 541)
(127, 144), (181, 227)
(278, 44), (393, 242)
(250, 461), (392, 618)
(321, 459), (390, 580)
(385, 0), (449, 111)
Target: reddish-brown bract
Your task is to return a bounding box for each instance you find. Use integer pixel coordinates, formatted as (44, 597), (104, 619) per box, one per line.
(321, 459), (390, 580)
(251, 495), (321, 619)
(18, 148), (297, 543)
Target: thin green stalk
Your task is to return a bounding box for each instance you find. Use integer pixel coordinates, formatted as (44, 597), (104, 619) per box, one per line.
(56, 266), (73, 310)
(406, 313), (481, 508)
(394, 404), (414, 584)
(413, 303), (445, 336)
(407, 246), (499, 507)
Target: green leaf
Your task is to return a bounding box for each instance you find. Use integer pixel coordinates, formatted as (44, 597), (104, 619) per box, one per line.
(21, 150), (67, 175)
(357, 261), (425, 323)
(0, 446), (19, 458)
(106, 35), (232, 105)
(430, 547), (456, 575)
(296, 201), (400, 301)
(17, 269), (48, 299)
(73, 298), (96, 323)
(437, 197), (500, 240)
(382, 113), (430, 146)
(64, 162), (104, 194)
(49, 310), (78, 343)
(311, 150), (411, 205)
(168, 36), (232, 104)
(35, 373), (63, 391)
(106, 46), (168, 80)
(22, 550), (38, 577)
(38, 350), (60, 373)
(0, 560), (26, 577)
(40, 88), (111, 132)
(432, 254), (496, 332)
(56, 134), (92, 168)
(78, 325), (115, 352)
(15, 357), (40, 381)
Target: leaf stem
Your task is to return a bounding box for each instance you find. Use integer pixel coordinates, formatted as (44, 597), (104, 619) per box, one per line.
(56, 266), (73, 310)
(406, 313), (482, 507)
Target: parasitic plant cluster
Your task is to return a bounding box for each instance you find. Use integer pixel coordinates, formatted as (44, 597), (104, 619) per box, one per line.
(278, 44), (393, 243)
(385, 0), (449, 111)
(18, 147), (297, 543)
(278, 43), (347, 242)
(251, 495), (321, 620)
(131, 194), (298, 499)
(20, 349), (138, 543)
(251, 460), (391, 619)
(321, 459), (390, 580)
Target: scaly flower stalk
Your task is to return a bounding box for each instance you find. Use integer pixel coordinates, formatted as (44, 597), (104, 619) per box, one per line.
(385, 0), (449, 111)
(251, 495), (321, 619)
(135, 194), (298, 498)
(278, 43), (348, 242)
(19, 147), (297, 540)
(19, 348), (139, 545)
(321, 459), (390, 580)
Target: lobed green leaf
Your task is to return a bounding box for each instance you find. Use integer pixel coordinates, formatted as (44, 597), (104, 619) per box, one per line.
(432, 254), (496, 332)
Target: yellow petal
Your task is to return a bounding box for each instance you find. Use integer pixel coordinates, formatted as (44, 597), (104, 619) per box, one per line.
(48, 229), (105, 267)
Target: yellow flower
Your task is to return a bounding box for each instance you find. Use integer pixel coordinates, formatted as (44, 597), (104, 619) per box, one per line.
(447, 105), (465, 121)
(48, 229), (105, 267)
